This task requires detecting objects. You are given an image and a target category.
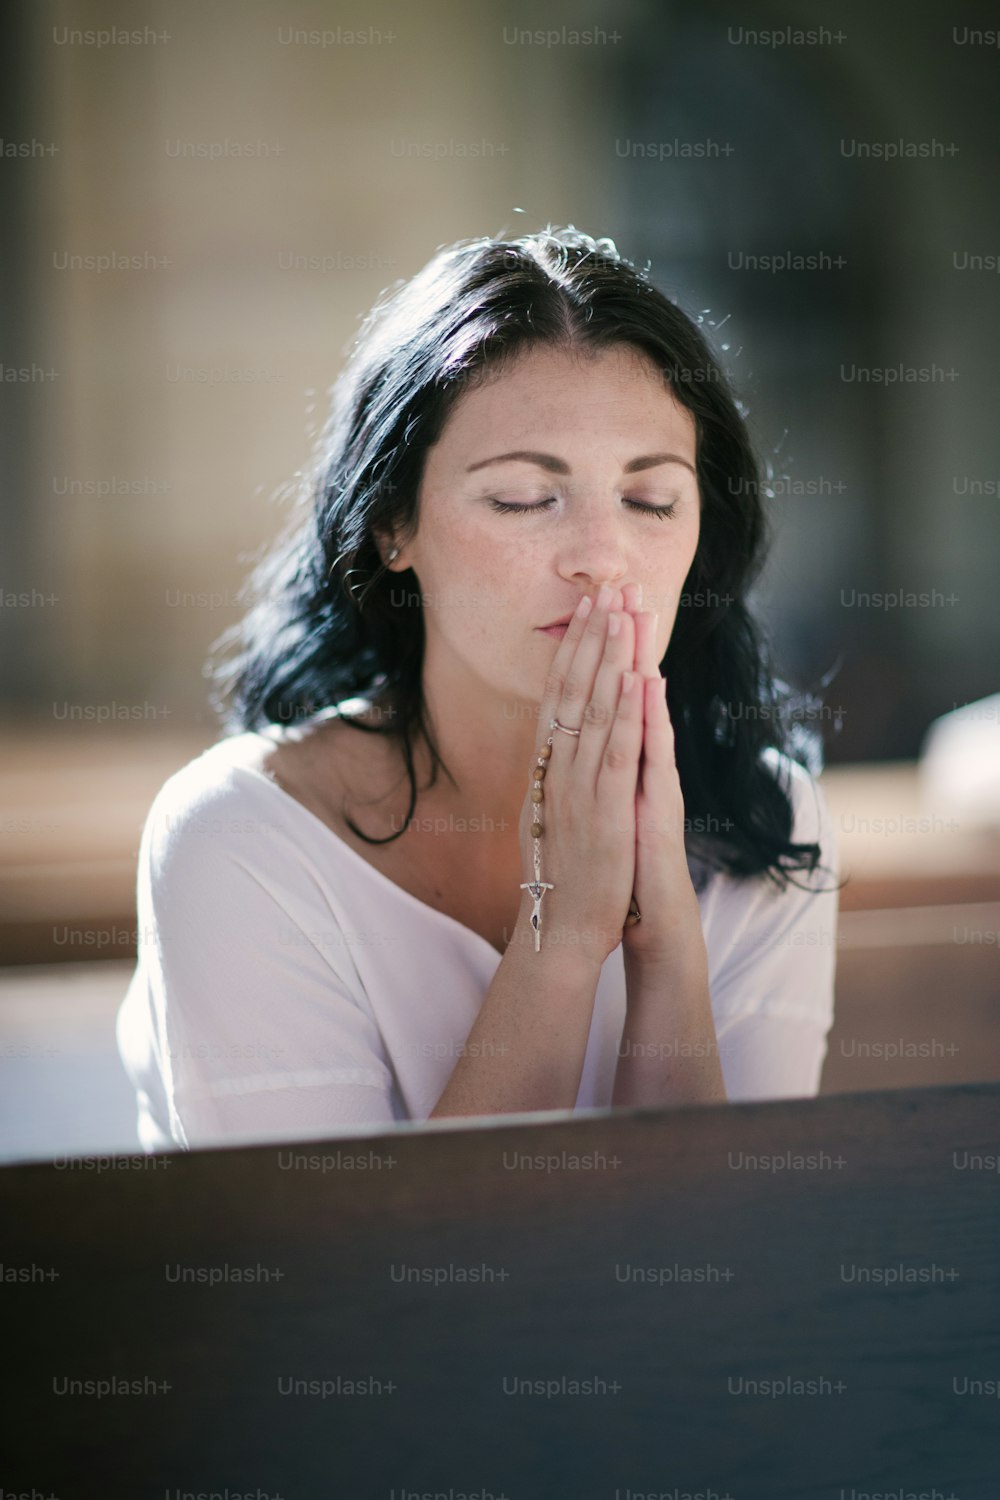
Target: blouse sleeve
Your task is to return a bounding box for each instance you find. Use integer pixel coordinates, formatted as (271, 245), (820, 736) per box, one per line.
(707, 757), (841, 1102)
(130, 764), (401, 1149)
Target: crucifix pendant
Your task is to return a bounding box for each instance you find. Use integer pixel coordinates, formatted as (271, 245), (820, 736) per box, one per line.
(520, 879), (554, 952)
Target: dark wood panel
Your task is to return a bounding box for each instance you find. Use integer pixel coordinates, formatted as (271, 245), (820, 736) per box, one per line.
(1, 1083), (998, 1498)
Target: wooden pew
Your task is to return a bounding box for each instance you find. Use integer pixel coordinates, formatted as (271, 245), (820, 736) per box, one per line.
(2, 1081), (998, 1498)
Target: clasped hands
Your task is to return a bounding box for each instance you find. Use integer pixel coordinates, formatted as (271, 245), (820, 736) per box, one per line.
(612, 582), (708, 978)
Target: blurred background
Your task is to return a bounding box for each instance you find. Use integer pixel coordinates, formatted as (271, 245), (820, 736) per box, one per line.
(1, 0), (998, 1161)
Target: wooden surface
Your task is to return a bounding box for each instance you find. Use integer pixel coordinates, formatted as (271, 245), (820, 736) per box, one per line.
(2, 1081), (998, 1497)
(822, 938), (1000, 1092)
(821, 758), (1000, 911)
(0, 728), (209, 965)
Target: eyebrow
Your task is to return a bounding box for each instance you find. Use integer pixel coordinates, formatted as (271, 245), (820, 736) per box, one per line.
(465, 449), (697, 478)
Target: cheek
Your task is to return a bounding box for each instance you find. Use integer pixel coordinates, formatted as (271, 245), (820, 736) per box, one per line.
(459, 526), (527, 613)
(423, 532), (516, 639)
(641, 528), (699, 616)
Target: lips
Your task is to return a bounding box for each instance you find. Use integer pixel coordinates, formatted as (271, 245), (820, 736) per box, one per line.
(537, 612), (576, 631)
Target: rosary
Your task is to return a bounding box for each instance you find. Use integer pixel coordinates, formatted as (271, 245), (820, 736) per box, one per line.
(519, 721), (559, 952)
(519, 716), (641, 953)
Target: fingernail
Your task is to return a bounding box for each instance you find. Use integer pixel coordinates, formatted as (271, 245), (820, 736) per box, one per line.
(597, 583), (612, 610)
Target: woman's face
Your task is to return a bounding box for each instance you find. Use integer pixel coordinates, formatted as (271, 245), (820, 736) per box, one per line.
(387, 340), (701, 713)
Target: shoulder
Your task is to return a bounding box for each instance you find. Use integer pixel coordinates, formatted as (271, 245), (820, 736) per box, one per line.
(761, 746), (838, 874)
(701, 749), (840, 1027)
(689, 749), (838, 899)
(705, 749), (839, 918)
(716, 747), (839, 906)
(142, 732), (276, 844)
(133, 731), (365, 990)
(138, 712), (391, 877)
(137, 731), (309, 897)
(144, 710), (360, 827)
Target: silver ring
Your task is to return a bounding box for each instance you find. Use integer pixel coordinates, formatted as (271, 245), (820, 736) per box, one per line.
(550, 717), (581, 737)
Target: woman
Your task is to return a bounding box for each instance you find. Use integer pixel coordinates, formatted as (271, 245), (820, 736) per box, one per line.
(116, 226), (843, 1152)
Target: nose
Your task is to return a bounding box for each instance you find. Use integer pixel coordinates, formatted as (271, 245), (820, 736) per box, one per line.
(562, 569), (628, 612)
(556, 521), (629, 602)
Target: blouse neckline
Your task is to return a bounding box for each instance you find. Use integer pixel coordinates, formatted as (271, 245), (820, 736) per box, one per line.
(229, 754), (510, 968)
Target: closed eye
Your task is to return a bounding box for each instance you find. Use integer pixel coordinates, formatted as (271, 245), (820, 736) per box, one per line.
(486, 497), (680, 519)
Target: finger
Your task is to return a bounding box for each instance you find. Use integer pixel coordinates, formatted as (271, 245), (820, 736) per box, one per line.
(594, 654), (643, 813)
(535, 594), (597, 752)
(554, 589), (621, 744)
(643, 673), (677, 771)
(631, 609), (660, 679)
(537, 586), (622, 751)
(574, 608), (635, 791)
(622, 581), (642, 617)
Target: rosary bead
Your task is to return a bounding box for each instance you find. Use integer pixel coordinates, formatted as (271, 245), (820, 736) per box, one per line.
(531, 821), (542, 838)
(539, 743), (552, 760)
(530, 787), (544, 804)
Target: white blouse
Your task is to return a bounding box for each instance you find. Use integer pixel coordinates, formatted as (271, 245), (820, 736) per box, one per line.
(116, 727), (840, 1152)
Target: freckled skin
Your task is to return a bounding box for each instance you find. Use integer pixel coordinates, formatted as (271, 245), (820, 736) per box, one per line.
(381, 342), (701, 828)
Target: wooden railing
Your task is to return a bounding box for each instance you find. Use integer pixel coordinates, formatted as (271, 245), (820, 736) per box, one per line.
(2, 1081), (998, 1497)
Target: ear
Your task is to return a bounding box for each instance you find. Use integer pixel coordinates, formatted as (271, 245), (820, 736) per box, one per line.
(373, 528), (403, 570)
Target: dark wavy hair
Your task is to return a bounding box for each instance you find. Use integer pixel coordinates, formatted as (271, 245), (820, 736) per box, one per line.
(208, 226), (842, 895)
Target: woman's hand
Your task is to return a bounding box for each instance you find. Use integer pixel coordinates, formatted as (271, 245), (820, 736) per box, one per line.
(513, 584), (644, 973)
(618, 584), (708, 976)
